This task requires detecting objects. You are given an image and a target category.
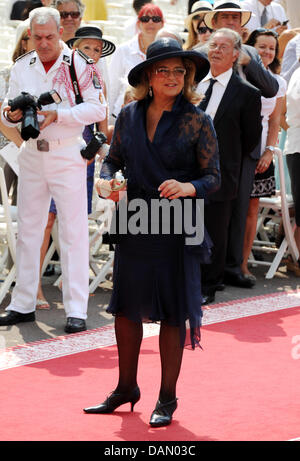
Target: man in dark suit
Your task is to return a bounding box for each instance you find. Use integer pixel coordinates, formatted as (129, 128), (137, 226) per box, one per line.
(197, 0), (279, 289)
(197, 28), (262, 304)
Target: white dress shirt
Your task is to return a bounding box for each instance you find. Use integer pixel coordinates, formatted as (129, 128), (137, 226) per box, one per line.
(281, 34), (300, 84)
(242, 0), (289, 31)
(284, 67), (300, 155)
(274, 0), (300, 29)
(108, 34), (145, 120)
(196, 68), (233, 120)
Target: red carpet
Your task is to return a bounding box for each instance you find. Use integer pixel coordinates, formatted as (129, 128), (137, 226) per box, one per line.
(0, 300), (300, 441)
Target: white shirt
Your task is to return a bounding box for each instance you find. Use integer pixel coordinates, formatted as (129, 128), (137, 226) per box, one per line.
(274, 0), (300, 29)
(281, 34), (300, 84)
(1, 41), (106, 142)
(284, 67), (300, 155)
(242, 0), (289, 31)
(108, 34), (145, 120)
(260, 71), (287, 154)
(196, 68), (233, 120)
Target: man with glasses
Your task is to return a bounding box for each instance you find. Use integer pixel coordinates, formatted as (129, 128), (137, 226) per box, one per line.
(197, 28), (262, 304)
(53, 0), (85, 43)
(196, 0), (279, 290)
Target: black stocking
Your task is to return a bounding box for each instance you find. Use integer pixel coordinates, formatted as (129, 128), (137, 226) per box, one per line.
(114, 315), (143, 393)
(158, 321), (184, 402)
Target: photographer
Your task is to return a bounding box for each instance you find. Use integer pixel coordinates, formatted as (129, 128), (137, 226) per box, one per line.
(0, 7), (106, 333)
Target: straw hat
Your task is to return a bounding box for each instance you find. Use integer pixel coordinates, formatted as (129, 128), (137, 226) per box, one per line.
(204, 0), (252, 30)
(184, 1), (213, 28)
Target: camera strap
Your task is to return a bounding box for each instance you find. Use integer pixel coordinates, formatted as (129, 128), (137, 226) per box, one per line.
(69, 50), (84, 105)
(69, 50), (94, 138)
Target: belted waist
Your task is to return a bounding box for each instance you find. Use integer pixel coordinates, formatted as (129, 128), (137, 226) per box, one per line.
(26, 136), (82, 152)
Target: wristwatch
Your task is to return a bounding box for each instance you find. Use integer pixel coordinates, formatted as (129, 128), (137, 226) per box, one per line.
(265, 145), (275, 153)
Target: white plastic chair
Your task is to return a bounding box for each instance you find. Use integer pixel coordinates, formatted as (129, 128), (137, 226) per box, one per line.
(0, 166), (18, 303)
(248, 147), (298, 279)
(88, 196), (115, 293)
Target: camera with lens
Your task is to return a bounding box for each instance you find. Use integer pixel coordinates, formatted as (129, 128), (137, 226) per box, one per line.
(80, 131), (107, 161)
(8, 90), (62, 141)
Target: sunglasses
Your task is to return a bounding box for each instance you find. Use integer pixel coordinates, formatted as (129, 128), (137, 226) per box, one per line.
(139, 16), (163, 23)
(60, 11), (81, 19)
(154, 67), (186, 78)
(255, 27), (279, 38)
(197, 26), (212, 34)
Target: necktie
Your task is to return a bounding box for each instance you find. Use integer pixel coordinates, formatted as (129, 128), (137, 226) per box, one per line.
(199, 78), (217, 111)
(261, 7), (268, 26)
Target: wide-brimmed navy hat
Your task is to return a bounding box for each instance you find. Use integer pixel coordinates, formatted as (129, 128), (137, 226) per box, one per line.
(128, 37), (209, 86)
(67, 26), (116, 58)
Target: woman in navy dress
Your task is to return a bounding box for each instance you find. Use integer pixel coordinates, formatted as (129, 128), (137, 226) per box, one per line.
(84, 38), (220, 427)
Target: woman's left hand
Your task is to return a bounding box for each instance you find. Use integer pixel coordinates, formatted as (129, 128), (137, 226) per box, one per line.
(158, 179), (196, 200)
(256, 150), (273, 174)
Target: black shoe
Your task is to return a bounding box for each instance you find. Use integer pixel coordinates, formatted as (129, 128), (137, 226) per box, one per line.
(149, 398), (178, 427)
(0, 310), (35, 326)
(83, 386), (141, 414)
(202, 293), (215, 305)
(224, 272), (255, 288)
(64, 317), (86, 334)
(215, 283), (226, 291)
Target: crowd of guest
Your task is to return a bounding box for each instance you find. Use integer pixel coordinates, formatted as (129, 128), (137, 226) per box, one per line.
(1, 0), (300, 313)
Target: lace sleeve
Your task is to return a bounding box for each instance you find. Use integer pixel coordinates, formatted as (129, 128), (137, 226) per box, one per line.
(100, 110), (125, 180)
(190, 111), (221, 198)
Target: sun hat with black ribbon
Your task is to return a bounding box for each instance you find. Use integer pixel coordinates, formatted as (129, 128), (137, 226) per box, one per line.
(184, 1), (213, 28)
(204, 0), (252, 30)
(66, 26), (116, 58)
(128, 37), (210, 87)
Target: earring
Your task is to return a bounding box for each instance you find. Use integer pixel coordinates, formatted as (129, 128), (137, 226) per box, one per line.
(149, 86), (153, 97)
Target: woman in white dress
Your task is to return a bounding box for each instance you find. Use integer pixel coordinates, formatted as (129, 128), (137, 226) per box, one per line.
(241, 28), (287, 280)
(108, 3), (164, 121)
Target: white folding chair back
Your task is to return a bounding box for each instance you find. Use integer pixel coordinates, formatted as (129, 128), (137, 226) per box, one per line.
(0, 166), (18, 303)
(248, 148), (298, 278)
(88, 197), (115, 293)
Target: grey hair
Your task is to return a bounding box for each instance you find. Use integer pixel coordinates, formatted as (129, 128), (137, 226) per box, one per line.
(209, 27), (242, 52)
(155, 28), (183, 46)
(29, 7), (61, 30)
(208, 27), (241, 69)
(53, 0), (85, 17)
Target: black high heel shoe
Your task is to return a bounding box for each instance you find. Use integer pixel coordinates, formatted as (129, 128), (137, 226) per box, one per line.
(83, 386), (140, 414)
(149, 398), (178, 427)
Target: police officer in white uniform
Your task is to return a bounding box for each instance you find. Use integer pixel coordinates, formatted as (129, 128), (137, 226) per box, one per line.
(0, 7), (106, 333)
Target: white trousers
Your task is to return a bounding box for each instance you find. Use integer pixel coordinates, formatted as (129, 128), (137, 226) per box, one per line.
(6, 142), (89, 319)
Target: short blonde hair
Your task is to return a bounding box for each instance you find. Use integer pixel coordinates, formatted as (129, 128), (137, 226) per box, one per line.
(12, 29), (30, 62)
(184, 13), (206, 50)
(131, 58), (201, 104)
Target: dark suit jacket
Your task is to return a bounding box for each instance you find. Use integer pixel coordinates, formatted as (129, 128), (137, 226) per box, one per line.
(207, 72), (262, 202)
(195, 42), (278, 160)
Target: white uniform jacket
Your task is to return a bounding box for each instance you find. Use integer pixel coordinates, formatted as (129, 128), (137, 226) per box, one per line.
(1, 41), (107, 142)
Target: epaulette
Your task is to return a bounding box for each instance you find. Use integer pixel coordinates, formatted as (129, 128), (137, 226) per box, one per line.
(15, 49), (35, 63)
(76, 49), (95, 65)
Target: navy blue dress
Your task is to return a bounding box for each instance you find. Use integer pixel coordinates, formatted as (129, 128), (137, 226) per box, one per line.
(100, 94), (220, 348)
